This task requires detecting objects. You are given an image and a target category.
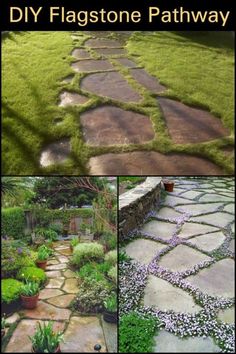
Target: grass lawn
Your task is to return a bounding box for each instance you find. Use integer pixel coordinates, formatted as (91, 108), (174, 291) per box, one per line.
(2, 31), (234, 175)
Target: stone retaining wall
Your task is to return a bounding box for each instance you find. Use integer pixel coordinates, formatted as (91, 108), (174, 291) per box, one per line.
(119, 177), (162, 241)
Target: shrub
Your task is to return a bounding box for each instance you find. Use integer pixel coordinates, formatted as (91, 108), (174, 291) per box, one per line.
(17, 267), (46, 285)
(100, 232), (117, 250)
(104, 292), (117, 312)
(78, 263), (106, 282)
(34, 227), (58, 242)
(72, 242), (104, 268)
(1, 279), (23, 304)
(108, 265), (117, 284)
(1, 207), (25, 239)
(104, 250), (117, 266)
(119, 312), (158, 353)
(96, 261), (112, 274)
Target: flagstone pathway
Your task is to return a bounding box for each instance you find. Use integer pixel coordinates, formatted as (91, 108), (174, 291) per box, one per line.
(39, 31), (231, 175)
(121, 177), (235, 352)
(4, 241), (117, 353)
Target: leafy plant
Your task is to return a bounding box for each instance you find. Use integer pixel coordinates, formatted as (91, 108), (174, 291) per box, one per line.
(70, 237), (79, 248)
(1, 316), (6, 329)
(20, 281), (39, 297)
(29, 321), (64, 353)
(1, 279), (23, 304)
(104, 250), (117, 266)
(34, 227), (58, 242)
(78, 263), (106, 282)
(17, 267), (46, 285)
(38, 244), (54, 256)
(1, 207), (25, 239)
(108, 265), (117, 284)
(72, 242), (104, 268)
(100, 232), (117, 251)
(119, 251), (131, 262)
(104, 293), (117, 312)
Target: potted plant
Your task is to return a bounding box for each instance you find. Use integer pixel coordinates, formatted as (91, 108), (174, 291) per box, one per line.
(29, 321), (64, 353)
(20, 281), (39, 309)
(163, 179), (174, 192)
(70, 237), (79, 251)
(1, 316), (6, 338)
(36, 247), (49, 270)
(103, 293), (117, 324)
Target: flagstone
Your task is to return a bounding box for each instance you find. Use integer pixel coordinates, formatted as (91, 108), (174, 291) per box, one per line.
(39, 139), (71, 167)
(125, 239), (167, 265)
(177, 203), (223, 216)
(85, 38), (122, 48)
(72, 59), (114, 72)
(190, 212), (234, 228)
(178, 222), (219, 238)
(94, 47), (127, 56)
(63, 269), (77, 278)
(141, 220), (177, 240)
(199, 194), (233, 203)
(217, 306), (235, 324)
(57, 248), (72, 256)
(72, 48), (91, 59)
(59, 91), (89, 106)
(229, 239), (234, 252)
(47, 259), (59, 265)
(62, 278), (79, 293)
(179, 190), (204, 200)
(22, 301), (71, 320)
(39, 288), (64, 300)
(46, 263), (67, 270)
(46, 277), (65, 289)
(47, 294), (75, 308)
(188, 231), (226, 252)
(157, 207), (182, 220)
(130, 68), (166, 93)
(224, 203), (235, 214)
(45, 270), (62, 278)
(5, 313), (20, 325)
(57, 255), (69, 263)
(115, 58), (138, 68)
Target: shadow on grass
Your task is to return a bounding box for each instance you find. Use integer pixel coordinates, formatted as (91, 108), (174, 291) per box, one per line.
(1, 31), (28, 42)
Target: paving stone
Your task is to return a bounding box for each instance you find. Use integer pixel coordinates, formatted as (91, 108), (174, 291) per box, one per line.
(5, 312), (20, 325)
(46, 278), (65, 289)
(80, 105), (154, 145)
(88, 151), (224, 175)
(180, 190), (204, 200)
(46, 263), (67, 270)
(62, 75), (74, 83)
(230, 222), (234, 233)
(224, 203), (235, 214)
(190, 212), (234, 228)
(116, 58), (138, 67)
(141, 220), (177, 240)
(125, 239), (167, 265)
(199, 194), (233, 203)
(60, 316), (106, 353)
(45, 270), (62, 278)
(47, 294), (75, 308)
(57, 248), (72, 256)
(55, 245), (70, 250)
(47, 259), (59, 265)
(159, 245), (212, 272)
(72, 59), (114, 72)
(63, 269), (77, 278)
(81, 71), (142, 102)
(101, 317), (117, 353)
(22, 301), (71, 320)
(157, 97), (229, 144)
(94, 47), (127, 56)
(5, 320), (65, 353)
(153, 330), (220, 353)
(85, 38), (122, 48)
(144, 275), (201, 313)
(177, 203), (223, 216)
(186, 259), (235, 297)
(157, 207), (182, 220)
(57, 255), (69, 263)
(217, 306), (235, 324)
(188, 231), (226, 252)
(229, 239), (235, 252)
(59, 91), (89, 107)
(62, 278), (79, 293)
(39, 288), (64, 299)
(130, 68), (166, 93)
(40, 139), (71, 167)
(72, 48), (91, 59)
(164, 195), (194, 207)
(178, 222), (219, 238)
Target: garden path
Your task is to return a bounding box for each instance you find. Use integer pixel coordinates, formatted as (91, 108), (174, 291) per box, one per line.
(5, 241), (117, 353)
(123, 177), (235, 352)
(40, 32), (230, 175)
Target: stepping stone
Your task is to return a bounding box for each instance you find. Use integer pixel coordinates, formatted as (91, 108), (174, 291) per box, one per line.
(45, 270), (62, 278)
(22, 301), (71, 320)
(62, 75), (74, 83)
(85, 38), (122, 48)
(55, 245), (70, 250)
(87, 151), (224, 175)
(186, 259), (235, 297)
(190, 212), (234, 228)
(5, 312), (20, 325)
(125, 239), (167, 265)
(94, 48), (127, 56)
(116, 58), (138, 68)
(224, 203), (235, 214)
(198, 193), (234, 203)
(47, 294), (75, 308)
(47, 259), (59, 265)
(180, 190), (204, 200)
(157, 207), (182, 220)
(57, 256), (69, 263)
(39, 288), (64, 300)
(59, 91), (89, 107)
(157, 97), (229, 144)
(57, 248), (72, 256)
(72, 59), (114, 72)
(63, 269), (77, 278)
(101, 318), (117, 353)
(80, 106), (154, 146)
(46, 278), (65, 289)
(144, 275), (201, 313)
(159, 244), (212, 272)
(188, 231), (226, 252)
(177, 203), (223, 216)
(60, 316), (106, 352)
(229, 239), (234, 252)
(40, 139), (71, 167)
(164, 195), (194, 207)
(62, 278), (79, 293)
(72, 48), (90, 59)
(4, 320), (65, 353)
(153, 330), (220, 353)
(217, 306), (235, 324)
(141, 220), (177, 240)
(130, 68), (166, 93)
(46, 263), (67, 270)
(81, 72), (142, 103)
(178, 222), (219, 239)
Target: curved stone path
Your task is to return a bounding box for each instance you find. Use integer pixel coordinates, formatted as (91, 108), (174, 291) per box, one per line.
(39, 31), (231, 174)
(4, 241), (117, 353)
(121, 177), (235, 352)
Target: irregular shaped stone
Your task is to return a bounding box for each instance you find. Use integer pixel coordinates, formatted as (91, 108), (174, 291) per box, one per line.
(223, 203), (234, 214)
(81, 72), (142, 103)
(72, 48), (91, 59)
(157, 97), (229, 144)
(125, 239), (167, 265)
(39, 288), (64, 299)
(186, 259), (234, 297)
(61, 316), (106, 352)
(57, 248), (72, 256)
(47, 259), (59, 265)
(199, 194), (233, 202)
(153, 330), (220, 353)
(57, 256), (69, 263)
(190, 212), (234, 228)
(180, 190), (204, 200)
(178, 222), (219, 238)
(87, 151), (224, 175)
(45, 270), (62, 278)
(157, 207), (182, 220)
(101, 318), (117, 353)
(130, 68), (166, 93)
(141, 220), (177, 240)
(47, 294), (75, 308)
(22, 301), (71, 320)
(5, 320), (65, 353)
(59, 91), (89, 107)
(188, 231), (225, 252)
(62, 278), (79, 293)
(159, 244), (212, 272)
(164, 195), (194, 207)
(229, 239), (234, 252)
(72, 59), (114, 72)
(40, 139), (71, 167)
(46, 278), (65, 289)
(85, 38), (122, 48)
(116, 58), (138, 68)
(5, 312), (20, 325)
(144, 275), (201, 313)
(62, 75), (73, 83)
(46, 263), (67, 270)
(177, 203), (223, 216)
(80, 106), (154, 145)
(94, 48), (127, 56)
(63, 269), (77, 278)
(217, 306), (235, 324)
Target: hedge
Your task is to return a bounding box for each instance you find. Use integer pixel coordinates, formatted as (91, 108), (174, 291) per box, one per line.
(2, 207), (25, 239)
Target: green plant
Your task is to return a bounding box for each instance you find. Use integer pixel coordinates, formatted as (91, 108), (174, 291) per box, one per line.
(108, 265), (117, 284)
(48, 223), (63, 235)
(104, 250), (117, 266)
(20, 281), (39, 297)
(1, 207), (25, 239)
(104, 293), (117, 312)
(78, 263), (106, 282)
(17, 267), (46, 285)
(1, 279), (23, 304)
(119, 312), (158, 353)
(100, 232), (117, 250)
(70, 237), (79, 248)
(34, 227), (58, 242)
(119, 251), (131, 262)
(1, 316), (6, 329)
(37, 248), (49, 261)
(38, 244), (54, 257)
(72, 242), (104, 268)
(29, 321), (64, 353)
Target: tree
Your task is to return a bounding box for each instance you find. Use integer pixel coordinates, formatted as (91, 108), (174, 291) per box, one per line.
(1, 177), (35, 207)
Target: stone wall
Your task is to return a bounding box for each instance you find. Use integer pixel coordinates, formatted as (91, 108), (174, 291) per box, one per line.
(119, 177), (162, 241)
